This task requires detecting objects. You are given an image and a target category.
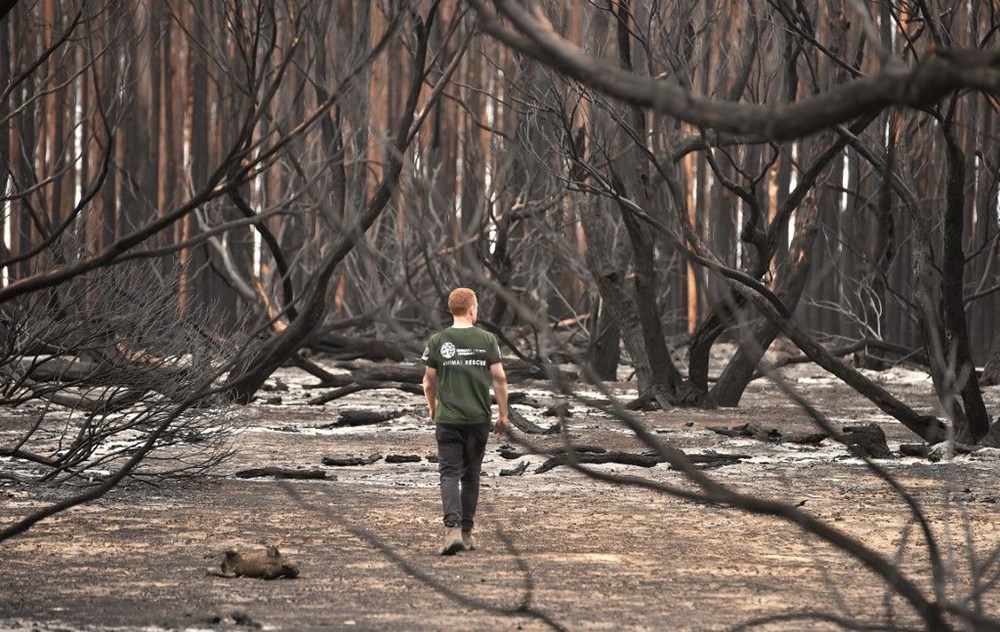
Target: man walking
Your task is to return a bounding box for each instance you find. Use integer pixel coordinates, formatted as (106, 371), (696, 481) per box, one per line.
(421, 288), (509, 555)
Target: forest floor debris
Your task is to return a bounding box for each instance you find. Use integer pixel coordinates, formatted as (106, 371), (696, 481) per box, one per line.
(3, 355), (1000, 630)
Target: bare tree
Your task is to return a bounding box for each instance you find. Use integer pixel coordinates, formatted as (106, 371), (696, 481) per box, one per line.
(465, 0), (1000, 447)
(0, 0), (447, 536)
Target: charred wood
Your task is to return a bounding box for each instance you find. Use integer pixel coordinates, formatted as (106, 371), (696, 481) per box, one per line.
(843, 423), (893, 459)
(16, 357), (187, 394)
(500, 461), (529, 476)
(751, 338), (928, 376)
(534, 449), (748, 473)
(709, 422), (827, 446)
(499, 445), (608, 459)
(289, 355), (342, 384)
(324, 362), (424, 385)
(385, 454), (422, 463)
(322, 453), (383, 467)
(543, 403), (572, 417)
(509, 409), (559, 435)
(306, 331), (405, 362)
(534, 451), (660, 473)
(899, 444), (930, 458)
(234, 467), (329, 480)
(308, 382), (422, 405)
(319, 409), (405, 427)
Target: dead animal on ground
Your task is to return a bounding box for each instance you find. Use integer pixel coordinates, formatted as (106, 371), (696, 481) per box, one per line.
(207, 546), (300, 579)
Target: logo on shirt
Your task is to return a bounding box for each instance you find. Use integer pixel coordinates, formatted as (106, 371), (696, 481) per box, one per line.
(440, 342), (456, 359)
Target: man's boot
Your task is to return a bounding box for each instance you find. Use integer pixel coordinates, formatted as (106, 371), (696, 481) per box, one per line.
(439, 526), (464, 556)
(462, 530), (476, 551)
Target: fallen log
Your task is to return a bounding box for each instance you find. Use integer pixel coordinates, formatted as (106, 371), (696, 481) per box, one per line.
(307, 331), (405, 362)
(534, 449), (749, 474)
(708, 421), (827, 446)
(508, 392), (541, 407)
(500, 461), (529, 476)
(503, 358), (578, 383)
(16, 356), (187, 398)
(303, 358), (575, 407)
(313, 358), (578, 386)
(299, 363), (423, 391)
(322, 453), (383, 467)
(385, 454), (422, 463)
(499, 445), (608, 460)
(317, 409), (405, 428)
(681, 451), (751, 469)
(328, 361), (423, 384)
(290, 354), (343, 384)
(19, 378), (148, 413)
(234, 467), (329, 480)
(535, 451), (658, 473)
(510, 409), (559, 435)
(308, 382), (422, 405)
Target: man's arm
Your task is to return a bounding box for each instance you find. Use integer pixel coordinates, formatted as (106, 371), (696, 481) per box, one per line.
(422, 366), (438, 422)
(490, 362), (509, 438)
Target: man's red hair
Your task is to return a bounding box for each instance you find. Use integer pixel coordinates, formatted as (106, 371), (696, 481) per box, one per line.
(448, 288), (477, 316)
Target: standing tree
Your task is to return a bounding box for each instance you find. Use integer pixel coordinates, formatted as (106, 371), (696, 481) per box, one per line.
(0, 0), (456, 536)
(466, 0), (1000, 447)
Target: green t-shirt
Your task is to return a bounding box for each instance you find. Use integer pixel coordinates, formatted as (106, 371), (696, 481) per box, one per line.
(421, 326), (502, 424)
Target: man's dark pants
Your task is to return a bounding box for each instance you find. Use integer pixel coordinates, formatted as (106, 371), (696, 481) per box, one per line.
(435, 422), (490, 530)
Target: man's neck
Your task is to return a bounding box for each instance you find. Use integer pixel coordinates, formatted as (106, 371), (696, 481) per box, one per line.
(451, 315), (475, 328)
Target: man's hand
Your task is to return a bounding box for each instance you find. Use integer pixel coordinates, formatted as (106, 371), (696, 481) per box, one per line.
(422, 366), (438, 425)
(494, 415), (510, 440)
(490, 362), (509, 440)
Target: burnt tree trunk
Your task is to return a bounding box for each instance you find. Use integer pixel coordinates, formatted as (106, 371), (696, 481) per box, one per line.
(586, 295), (621, 381)
(935, 122), (989, 442)
(687, 116), (873, 394)
(612, 0), (682, 407)
(578, 203), (652, 392)
(711, 197), (822, 406)
(617, 195), (683, 406)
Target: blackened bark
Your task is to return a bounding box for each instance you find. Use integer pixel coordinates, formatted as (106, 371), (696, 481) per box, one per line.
(687, 303), (738, 390)
(940, 123), (990, 442)
(617, 195), (683, 406)
(228, 191), (297, 321)
(578, 203), (654, 394)
(306, 331), (404, 361)
(586, 296), (621, 381)
(688, 116), (874, 393)
(913, 123), (990, 444)
(613, 0), (682, 407)
(711, 200), (821, 406)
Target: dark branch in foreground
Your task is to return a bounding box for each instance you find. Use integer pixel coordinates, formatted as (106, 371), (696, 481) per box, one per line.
(469, 0), (1000, 141)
